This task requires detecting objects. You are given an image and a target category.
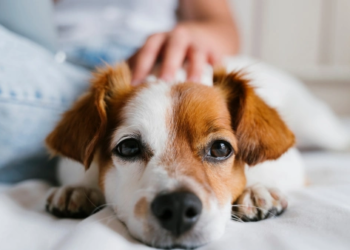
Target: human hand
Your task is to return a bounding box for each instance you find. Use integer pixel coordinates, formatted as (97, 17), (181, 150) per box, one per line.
(128, 21), (238, 85)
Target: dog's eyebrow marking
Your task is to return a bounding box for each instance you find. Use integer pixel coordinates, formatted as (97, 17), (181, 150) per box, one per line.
(111, 133), (154, 163)
(109, 133), (139, 151)
(206, 125), (233, 134)
(110, 127), (142, 149)
(115, 133), (141, 145)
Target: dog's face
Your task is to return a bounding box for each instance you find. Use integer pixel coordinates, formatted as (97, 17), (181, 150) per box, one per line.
(46, 64), (294, 248)
(101, 80), (244, 248)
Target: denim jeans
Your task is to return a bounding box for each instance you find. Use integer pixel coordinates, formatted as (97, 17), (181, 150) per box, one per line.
(0, 26), (137, 183)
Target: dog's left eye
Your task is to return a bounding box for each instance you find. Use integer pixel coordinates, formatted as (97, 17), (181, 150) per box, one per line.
(207, 140), (232, 159)
(115, 139), (141, 157)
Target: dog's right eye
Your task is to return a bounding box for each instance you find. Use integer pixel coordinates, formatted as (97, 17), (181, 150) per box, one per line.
(206, 140), (233, 161)
(114, 139), (141, 158)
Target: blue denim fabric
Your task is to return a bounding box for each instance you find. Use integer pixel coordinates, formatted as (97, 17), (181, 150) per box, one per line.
(65, 41), (138, 69)
(0, 26), (136, 183)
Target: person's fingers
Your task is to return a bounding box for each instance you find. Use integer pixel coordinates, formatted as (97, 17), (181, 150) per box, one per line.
(131, 33), (167, 85)
(207, 50), (222, 66)
(127, 51), (138, 69)
(159, 26), (189, 81)
(187, 47), (206, 82)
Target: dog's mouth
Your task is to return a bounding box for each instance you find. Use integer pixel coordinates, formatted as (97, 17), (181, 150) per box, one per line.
(129, 219), (210, 250)
(131, 224), (209, 250)
(144, 241), (206, 250)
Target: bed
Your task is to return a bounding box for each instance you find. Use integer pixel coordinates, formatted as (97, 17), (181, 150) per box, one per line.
(1, 138), (350, 250)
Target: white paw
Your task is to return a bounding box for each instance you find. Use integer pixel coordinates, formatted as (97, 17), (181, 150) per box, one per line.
(46, 186), (105, 219)
(232, 184), (288, 222)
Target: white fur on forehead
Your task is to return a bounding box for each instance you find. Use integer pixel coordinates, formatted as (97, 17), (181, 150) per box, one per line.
(111, 82), (172, 154)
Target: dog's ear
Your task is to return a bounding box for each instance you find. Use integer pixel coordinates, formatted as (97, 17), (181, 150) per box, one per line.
(46, 63), (132, 169)
(214, 69), (295, 166)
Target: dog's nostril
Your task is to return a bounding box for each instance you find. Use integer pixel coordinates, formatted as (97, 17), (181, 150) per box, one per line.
(185, 207), (197, 218)
(151, 191), (202, 237)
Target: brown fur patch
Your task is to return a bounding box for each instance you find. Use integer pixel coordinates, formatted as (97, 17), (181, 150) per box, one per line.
(46, 62), (132, 169)
(213, 70), (295, 166)
(165, 82), (245, 206)
(134, 197), (148, 219)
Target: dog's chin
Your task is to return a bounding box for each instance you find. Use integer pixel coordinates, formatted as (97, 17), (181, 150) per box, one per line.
(130, 226), (222, 250)
(128, 226), (211, 250)
(139, 236), (209, 250)
(144, 243), (206, 250)
(130, 234), (207, 250)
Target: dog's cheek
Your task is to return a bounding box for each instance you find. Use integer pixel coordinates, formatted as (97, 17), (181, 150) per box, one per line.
(183, 197), (232, 246)
(101, 166), (119, 213)
(229, 160), (247, 203)
(202, 159), (245, 208)
(102, 160), (153, 239)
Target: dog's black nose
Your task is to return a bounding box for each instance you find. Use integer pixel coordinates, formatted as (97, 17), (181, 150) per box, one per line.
(151, 191), (202, 237)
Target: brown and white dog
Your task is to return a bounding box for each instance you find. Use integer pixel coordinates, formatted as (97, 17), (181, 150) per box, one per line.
(45, 63), (304, 249)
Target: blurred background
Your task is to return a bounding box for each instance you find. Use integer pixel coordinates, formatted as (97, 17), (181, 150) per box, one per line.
(1, 0), (349, 116)
(229, 0), (350, 116)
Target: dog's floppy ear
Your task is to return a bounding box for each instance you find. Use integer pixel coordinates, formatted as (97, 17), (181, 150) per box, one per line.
(46, 63), (132, 169)
(214, 69), (295, 166)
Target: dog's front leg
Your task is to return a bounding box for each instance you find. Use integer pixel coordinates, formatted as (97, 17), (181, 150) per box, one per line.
(232, 184), (288, 222)
(45, 158), (105, 219)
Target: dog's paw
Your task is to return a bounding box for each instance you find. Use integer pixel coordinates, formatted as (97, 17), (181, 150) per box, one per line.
(46, 186), (105, 219)
(232, 184), (288, 222)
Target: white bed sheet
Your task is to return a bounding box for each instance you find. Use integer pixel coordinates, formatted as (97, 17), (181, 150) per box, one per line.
(1, 148), (349, 250)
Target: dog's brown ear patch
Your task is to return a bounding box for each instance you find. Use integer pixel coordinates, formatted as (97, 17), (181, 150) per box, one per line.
(214, 70), (295, 166)
(46, 63), (132, 169)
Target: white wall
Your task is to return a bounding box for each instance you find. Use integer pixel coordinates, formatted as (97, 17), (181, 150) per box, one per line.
(229, 0), (350, 82)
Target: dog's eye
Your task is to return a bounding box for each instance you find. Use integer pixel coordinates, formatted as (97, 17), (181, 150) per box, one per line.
(115, 139), (140, 157)
(208, 140), (232, 159)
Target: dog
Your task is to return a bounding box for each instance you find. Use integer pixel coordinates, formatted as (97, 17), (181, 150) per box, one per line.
(45, 63), (304, 249)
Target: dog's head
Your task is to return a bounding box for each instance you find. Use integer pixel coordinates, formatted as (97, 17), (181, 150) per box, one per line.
(46, 63), (294, 248)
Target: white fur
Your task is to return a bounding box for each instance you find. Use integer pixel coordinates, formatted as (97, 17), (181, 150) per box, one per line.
(110, 81), (171, 154)
(246, 147), (305, 193)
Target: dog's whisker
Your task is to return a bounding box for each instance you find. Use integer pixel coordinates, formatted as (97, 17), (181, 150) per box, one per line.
(91, 204), (106, 214)
(231, 211), (247, 216)
(88, 214), (118, 224)
(230, 213), (245, 223)
(90, 201), (124, 214)
(231, 204), (280, 219)
(232, 204), (274, 212)
(89, 201), (121, 214)
(81, 190), (98, 208)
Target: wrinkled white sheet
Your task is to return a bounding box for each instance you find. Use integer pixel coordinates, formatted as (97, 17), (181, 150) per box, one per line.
(1, 149), (350, 250)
